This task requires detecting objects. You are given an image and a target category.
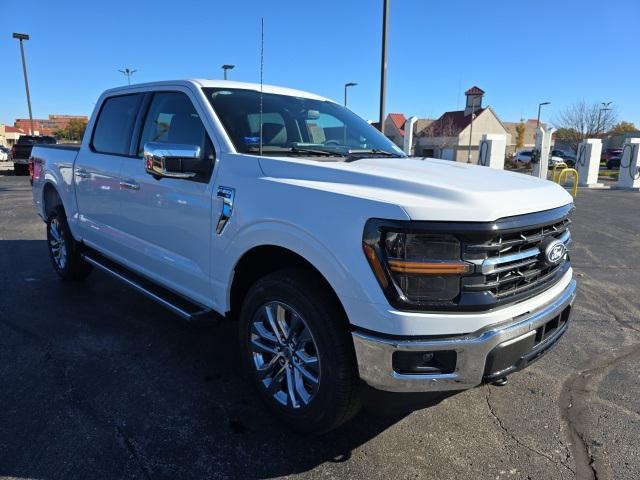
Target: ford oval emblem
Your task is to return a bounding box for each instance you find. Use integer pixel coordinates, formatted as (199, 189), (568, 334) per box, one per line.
(544, 240), (567, 266)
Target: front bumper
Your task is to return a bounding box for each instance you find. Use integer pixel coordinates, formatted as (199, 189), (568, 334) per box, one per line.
(352, 279), (576, 392)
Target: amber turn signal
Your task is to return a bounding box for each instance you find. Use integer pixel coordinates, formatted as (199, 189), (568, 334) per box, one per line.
(387, 260), (471, 275)
(362, 243), (389, 288)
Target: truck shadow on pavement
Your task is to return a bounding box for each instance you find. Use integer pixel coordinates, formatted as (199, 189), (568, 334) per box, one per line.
(0, 239), (458, 480)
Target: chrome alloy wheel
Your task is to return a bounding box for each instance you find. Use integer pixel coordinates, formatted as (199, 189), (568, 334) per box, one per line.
(249, 301), (321, 409)
(49, 218), (67, 270)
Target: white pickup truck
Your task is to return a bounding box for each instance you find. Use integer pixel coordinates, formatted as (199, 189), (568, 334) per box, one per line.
(31, 80), (576, 433)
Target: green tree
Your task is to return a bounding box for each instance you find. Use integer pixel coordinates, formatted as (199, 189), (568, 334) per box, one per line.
(608, 121), (637, 136)
(515, 122), (526, 149)
(52, 129), (67, 140)
(67, 118), (88, 141)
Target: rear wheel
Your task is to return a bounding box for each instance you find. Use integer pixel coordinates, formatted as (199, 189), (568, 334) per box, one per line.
(13, 163), (29, 176)
(238, 268), (361, 434)
(46, 206), (93, 281)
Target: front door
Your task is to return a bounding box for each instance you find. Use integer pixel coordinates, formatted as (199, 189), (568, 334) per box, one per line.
(118, 90), (215, 304)
(75, 93), (143, 255)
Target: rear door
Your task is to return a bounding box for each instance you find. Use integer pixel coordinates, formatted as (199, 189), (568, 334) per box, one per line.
(117, 90), (215, 303)
(75, 93), (143, 255)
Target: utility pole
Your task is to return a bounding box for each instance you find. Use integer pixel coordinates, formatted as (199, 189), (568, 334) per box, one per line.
(467, 97), (479, 163)
(118, 68), (137, 86)
(222, 64), (235, 80)
(378, 0), (389, 131)
(344, 82), (357, 107)
(12, 33), (34, 135)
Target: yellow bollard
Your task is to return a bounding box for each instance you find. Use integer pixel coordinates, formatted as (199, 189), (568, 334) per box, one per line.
(557, 168), (579, 197)
(551, 162), (568, 182)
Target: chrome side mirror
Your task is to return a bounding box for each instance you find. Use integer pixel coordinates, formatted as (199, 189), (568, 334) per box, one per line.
(143, 142), (201, 179)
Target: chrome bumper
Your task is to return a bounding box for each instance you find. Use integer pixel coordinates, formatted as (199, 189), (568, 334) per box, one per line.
(352, 280), (576, 392)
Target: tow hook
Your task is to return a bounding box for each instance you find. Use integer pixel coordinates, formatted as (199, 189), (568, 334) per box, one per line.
(492, 377), (508, 387)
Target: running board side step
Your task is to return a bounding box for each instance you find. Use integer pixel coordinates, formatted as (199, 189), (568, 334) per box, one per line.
(81, 252), (213, 321)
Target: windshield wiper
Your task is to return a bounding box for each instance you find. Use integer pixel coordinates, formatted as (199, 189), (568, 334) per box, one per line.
(246, 146), (340, 157)
(344, 149), (404, 162)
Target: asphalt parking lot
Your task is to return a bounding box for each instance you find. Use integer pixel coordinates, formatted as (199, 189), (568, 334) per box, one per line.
(1, 174), (639, 480)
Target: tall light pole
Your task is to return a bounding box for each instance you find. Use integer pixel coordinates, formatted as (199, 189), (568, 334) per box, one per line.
(118, 68), (137, 86)
(536, 101), (551, 129)
(378, 0), (389, 131)
(597, 101), (612, 136)
(12, 33), (34, 135)
(344, 82), (357, 107)
(221, 64), (235, 80)
(466, 97), (480, 163)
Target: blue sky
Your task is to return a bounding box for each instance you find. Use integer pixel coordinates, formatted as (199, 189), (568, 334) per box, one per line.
(2, 0), (639, 128)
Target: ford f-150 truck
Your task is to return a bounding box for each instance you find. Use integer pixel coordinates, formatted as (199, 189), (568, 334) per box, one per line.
(31, 80), (575, 433)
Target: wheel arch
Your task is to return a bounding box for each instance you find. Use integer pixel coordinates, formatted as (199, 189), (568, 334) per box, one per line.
(42, 181), (63, 218)
(228, 245), (349, 324)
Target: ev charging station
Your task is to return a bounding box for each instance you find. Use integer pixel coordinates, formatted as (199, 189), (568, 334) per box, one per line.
(532, 126), (555, 179)
(576, 138), (603, 187)
(403, 116), (417, 156)
(477, 133), (506, 169)
(615, 137), (640, 190)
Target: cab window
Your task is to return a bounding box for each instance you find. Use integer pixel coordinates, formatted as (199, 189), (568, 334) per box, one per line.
(138, 92), (208, 155)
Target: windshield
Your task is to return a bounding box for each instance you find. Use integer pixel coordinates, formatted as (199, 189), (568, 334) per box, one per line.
(203, 87), (405, 158)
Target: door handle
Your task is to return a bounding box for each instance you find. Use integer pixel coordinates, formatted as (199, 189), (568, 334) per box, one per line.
(75, 168), (90, 179)
(119, 180), (140, 191)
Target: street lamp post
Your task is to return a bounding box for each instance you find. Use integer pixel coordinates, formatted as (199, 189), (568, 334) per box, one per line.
(118, 68), (137, 86)
(12, 33), (34, 135)
(536, 101), (551, 129)
(344, 82), (357, 107)
(221, 64), (235, 80)
(378, 0), (389, 131)
(597, 101), (612, 136)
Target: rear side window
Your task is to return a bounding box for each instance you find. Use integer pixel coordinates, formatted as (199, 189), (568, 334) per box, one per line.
(92, 94), (142, 155)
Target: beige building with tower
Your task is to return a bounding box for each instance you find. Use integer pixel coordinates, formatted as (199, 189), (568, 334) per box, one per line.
(414, 87), (509, 163)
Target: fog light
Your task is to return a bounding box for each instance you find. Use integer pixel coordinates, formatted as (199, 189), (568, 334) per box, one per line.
(392, 350), (457, 375)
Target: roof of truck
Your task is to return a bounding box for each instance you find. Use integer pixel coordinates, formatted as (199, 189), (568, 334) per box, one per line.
(102, 79), (332, 103)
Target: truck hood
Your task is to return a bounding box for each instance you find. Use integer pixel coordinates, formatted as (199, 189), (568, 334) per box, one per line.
(258, 156), (573, 222)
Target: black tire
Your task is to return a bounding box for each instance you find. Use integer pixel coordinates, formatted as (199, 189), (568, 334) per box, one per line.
(13, 163), (29, 176)
(46, 206), (93, 281)
(238, 268), (361, 434)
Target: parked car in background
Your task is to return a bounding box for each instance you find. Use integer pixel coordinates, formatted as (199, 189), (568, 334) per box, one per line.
(0, 145), (10, 161)
(606, 156), (622, 169)
(11, 135), (56, 175)
(548, 155), (567, 168)
(601, 148), (623, 163)
(515, 150), (533, 163)
(551, 149), (576, 167)
(31, 79), (575, 433)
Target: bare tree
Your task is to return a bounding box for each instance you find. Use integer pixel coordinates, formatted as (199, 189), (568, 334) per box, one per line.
(552, 101), (617, 151)
(419, 116), (459, 157)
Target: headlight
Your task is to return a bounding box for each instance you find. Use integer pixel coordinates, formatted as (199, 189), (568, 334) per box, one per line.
(363, 220), (471, 309)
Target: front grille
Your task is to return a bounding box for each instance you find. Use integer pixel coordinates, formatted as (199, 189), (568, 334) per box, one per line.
(462, 214), (571, 305)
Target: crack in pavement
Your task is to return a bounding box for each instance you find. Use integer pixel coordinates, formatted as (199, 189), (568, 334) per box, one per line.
(484, 386), (574, 478)
(559, 344), (640, 480)
(116, 426), (154, 480)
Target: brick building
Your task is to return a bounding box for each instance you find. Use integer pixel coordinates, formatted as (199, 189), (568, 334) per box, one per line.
(15, 114), (88, 136)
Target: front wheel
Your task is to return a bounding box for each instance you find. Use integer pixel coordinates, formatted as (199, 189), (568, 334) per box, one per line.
(238, 268), (361, 434)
